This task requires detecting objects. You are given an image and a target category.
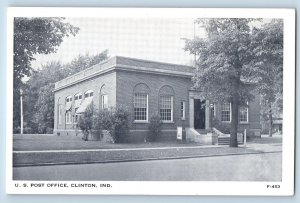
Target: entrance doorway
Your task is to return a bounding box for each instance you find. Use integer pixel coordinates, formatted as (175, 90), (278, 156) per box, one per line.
(194, 99), (206, 129)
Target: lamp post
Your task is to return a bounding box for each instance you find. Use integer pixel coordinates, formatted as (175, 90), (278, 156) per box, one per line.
(20, 89), (24, 134)
(209, 103), (214, 131)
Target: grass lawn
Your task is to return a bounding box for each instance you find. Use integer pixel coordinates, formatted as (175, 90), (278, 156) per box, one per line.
(248, 136), (282, 144)
(13, 134), (282, 151)
(13, 134), (282, 166)
(13, 134), (205, 151)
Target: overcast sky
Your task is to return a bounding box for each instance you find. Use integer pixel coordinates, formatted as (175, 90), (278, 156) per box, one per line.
(31, 17), (206, 69)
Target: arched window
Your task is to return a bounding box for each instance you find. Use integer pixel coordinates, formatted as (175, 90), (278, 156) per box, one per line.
(76, 90), (94, 114)
(74, 93), (83, 123)
(65, 95), (73, 111)
(74, 93), (83, 102)
(100, 85), (108, 110)
(84, 90), (94, 98)
(133, 83), (150, 122)
(65, 96), (73, 124)
(66, 95), (72, 103)
(57, 98), (62, 125)
(159, 85), (174, 122)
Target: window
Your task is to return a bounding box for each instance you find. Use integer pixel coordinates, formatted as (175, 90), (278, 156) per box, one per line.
(58, 104), (62, 124)
(211, 104), (216, 118)
(221, 103), (231, 122)
(76, 91), (94, 114)
(134, 93), (148, 121)
(84, 90), (94, 98)
(160, 96), (173, 122)
(239, 106), (248, 123)
(75, 93), (82, 101)
(74, 108), (80, 123)
(181, 101), (185, 120)
(66, 96), (72, 103)
(65, 111), (72, 124)
(65, 95), (73, 112)
(74, 93), (83, 109)
(101, 94), (108, 109)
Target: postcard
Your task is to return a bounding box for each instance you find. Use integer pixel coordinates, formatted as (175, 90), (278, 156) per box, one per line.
(6, 7), (295, 195)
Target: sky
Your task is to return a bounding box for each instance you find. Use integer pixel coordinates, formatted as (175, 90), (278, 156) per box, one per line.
(31, 17), (206, 69)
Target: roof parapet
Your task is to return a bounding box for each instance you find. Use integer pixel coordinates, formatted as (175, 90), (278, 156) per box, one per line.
(54, 56), (194, 91)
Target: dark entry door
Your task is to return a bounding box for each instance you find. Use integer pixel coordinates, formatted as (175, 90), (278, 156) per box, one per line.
(194, 99), (206, 129)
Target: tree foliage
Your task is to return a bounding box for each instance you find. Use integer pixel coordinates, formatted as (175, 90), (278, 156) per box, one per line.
(13, 17), (79, 131)
(14, 17), (79, 80)
(77, 104), (94, 141)
(184, 19), (258, 147)
(250, 19), (283, 136)
(184, 18), (283, 146)
(34, 83), (55, 133)
(23, 51), (109, 133)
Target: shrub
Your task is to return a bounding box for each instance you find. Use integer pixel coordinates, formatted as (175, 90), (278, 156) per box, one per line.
(77, 104), (94, 141)
(92, 106), (131, 143)
(93, 109), (114, 141)
(147, 114), (162, 142)
(212, 118), (231, 134)
(111, 106), (130, 143)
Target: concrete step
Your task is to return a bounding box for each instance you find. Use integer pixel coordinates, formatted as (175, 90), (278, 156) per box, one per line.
(218, 137), (243, 145)
(196, 129), (211, 134)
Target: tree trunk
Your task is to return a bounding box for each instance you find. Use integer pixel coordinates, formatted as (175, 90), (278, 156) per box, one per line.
(230, 94), (239, 147)
(268, 103), (273, 137)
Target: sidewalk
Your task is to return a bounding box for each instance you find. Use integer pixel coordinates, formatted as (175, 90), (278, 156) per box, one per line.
(13, 143), (282, 167)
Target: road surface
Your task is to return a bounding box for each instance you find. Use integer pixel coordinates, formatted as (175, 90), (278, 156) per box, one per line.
(13, 152), (281, 181)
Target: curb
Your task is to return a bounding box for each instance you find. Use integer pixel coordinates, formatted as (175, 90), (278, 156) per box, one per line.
(13, 150), (282, 168)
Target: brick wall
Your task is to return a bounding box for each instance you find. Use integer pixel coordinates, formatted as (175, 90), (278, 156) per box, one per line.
(116, 70), (193, 140)
(213, 94), (261, 137)
(54, 71), (116, 136)
(53, 65), (262, 141)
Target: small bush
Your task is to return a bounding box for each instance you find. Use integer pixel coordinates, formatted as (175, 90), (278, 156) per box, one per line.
(111, 106), (130, 143)
(77, 104), (94, 141)
(212, 118), (231, 134)
(93, 109), (114, 141)
(92, 106), (130, 143)
(147, 114), (162, 142)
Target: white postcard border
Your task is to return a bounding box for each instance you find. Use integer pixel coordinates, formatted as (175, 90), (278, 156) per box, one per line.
(6, 7), (295, 196)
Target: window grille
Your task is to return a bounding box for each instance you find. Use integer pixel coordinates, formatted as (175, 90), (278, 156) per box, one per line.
(134, 93), (148, 121)
(240, 106), (248, 123)
(180, 101), (185, 120)
(221, 103), (231, 122)
(160, 96), (173, 121)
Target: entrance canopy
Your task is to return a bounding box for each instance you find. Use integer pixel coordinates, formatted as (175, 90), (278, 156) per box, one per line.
(76, 97), (93, 114)
(65, 102), (72, 111)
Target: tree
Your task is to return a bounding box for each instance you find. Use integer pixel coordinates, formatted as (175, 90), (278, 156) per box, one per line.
(184, 19), (257, 147)
(25, 51), (109, 133)
(63, 50), (109, 76)
(77, 104), (94, 141)
(23, 61), (64, 133)
(34, 83), (55, 133)
(250, 19), (283, 137)
(14, 17), (79, 80)
(13, 17), (79, 131)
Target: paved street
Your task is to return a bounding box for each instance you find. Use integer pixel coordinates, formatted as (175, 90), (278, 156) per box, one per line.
(14, 152), (281, 181)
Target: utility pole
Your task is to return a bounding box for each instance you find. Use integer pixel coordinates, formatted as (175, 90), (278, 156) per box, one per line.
(20, 89), (23, 134)
(193, 20), (196, 67)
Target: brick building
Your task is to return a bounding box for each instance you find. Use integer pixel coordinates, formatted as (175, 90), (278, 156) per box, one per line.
(54, 56), (261, 143)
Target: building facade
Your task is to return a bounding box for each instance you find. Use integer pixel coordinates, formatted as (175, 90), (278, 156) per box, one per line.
(54, 56), (261, 143)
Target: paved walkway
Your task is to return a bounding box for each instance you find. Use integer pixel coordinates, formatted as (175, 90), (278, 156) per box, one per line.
(13, 143), (282, 167)
(14, 144), (224, 153)
(14, 152), (282, 181)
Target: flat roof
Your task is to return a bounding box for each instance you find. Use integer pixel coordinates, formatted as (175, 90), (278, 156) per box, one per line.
(54, 56), (195, 91)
